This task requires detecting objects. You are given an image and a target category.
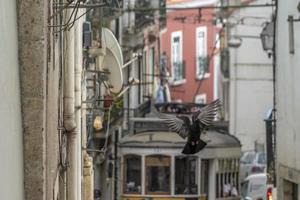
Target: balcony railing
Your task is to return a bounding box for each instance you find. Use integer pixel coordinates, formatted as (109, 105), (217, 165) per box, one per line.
(197, 56), (209, 77)
(103, 0), (123, 20)
(172, 61), (185, 82)
(124, 0), (166, 33)
(102, 98), (124, 129)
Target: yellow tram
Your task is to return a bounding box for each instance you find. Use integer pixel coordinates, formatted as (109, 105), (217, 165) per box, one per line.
(118, 123), (241, 200)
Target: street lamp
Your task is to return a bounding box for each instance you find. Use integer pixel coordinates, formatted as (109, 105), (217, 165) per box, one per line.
(228, 36), (242, 48)
(260, 22), (274, 57)
(261, 20), (277, 187)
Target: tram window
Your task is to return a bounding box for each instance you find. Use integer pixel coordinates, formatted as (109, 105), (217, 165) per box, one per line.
(124, 155), (141, 194)
(175, 156), (198, 194)
(145, 155), (171, 194)
(216, 158), (240, 198)
(200, 159), (209, 195)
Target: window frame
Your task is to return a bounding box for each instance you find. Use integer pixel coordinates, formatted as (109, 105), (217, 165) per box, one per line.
(200, 159), (209, 196)
(195, 94), (207, 104)
(283, 179), (298, 200)
(145, 154), (172, 195)
(147, 47), (155, 95)
(216, 158), (240, 198)
(174, 156), (199, 195)
(123, 154), (142, 195)
(196, 26), (210, 79)
(171, 31), (185, 85)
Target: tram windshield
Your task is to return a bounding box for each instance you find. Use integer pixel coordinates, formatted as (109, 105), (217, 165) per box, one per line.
(175, 156), (198, 194)
(146, 155), (171, 194)
(124, 155), (141, 194)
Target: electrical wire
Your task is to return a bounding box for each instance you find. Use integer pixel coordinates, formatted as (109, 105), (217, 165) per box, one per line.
(100, 106), (112, 154)
(49, 0), (76, 20)
(111, 3), (275, 13)
(51, 0), (95, 33)
(193, 27), (223, 100)
(67, 0), (81, 30)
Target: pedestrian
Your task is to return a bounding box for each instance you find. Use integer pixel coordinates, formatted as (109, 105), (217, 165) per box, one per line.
(223, 182), (231, 197)
(94, 189), (101, 200)
(231, 183), (238, 197)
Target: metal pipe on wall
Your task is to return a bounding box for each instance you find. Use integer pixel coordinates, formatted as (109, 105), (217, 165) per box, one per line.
(74, 7), (84, 200)
(63, 6), (77, 200)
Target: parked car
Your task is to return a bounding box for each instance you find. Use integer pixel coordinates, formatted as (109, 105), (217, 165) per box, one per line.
(241, 173), (276, 200)
(240, 151), (266, 181)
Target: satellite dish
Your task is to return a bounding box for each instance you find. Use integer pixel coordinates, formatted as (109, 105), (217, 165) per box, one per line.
(102, 28), (123, 66)
(102, 49), (123, 94)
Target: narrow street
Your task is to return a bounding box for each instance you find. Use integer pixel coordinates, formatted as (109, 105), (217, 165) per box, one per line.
(1, 0), (300, 200)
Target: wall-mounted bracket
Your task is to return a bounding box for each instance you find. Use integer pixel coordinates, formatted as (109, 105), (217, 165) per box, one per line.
(287, 15), (300, 54)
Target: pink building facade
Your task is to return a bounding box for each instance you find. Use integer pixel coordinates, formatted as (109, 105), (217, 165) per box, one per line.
(161, 0), (220, 103)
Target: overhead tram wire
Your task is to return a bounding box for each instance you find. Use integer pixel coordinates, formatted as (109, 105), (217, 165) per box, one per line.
(111, 3), (275, 13)
(193, 27), (223, 100)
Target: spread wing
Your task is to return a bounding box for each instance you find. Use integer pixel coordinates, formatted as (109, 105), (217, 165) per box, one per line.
(195, 99), (221, 126)
(159, 113), (190, 138)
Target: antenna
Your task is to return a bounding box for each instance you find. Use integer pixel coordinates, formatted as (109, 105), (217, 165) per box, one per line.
(100, 27), (124, 94)
(102, 49), (123, 94)
(102, 28), (123, 66)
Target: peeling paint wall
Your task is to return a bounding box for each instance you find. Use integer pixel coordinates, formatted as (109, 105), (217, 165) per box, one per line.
(17, 0), (48, 200)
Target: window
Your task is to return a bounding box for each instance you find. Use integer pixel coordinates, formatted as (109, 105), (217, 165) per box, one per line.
(142, 50), (148, 97)
(283, 180), (298, 200)
(175, 156), (198, 194)
(195, 94), (207, 104)
(124, 155), (142, 194)
(201, 159), (209, 196)
(257, 152), (266, 164)
(171, 31), (184, 83)
(148, 47), (155, 95)
(196, 27), (208, 78)
(241, 151), (256, 164)
(241, 180), (249, 198)
(216, 158), (240, 198)
(145, 155), (171, 194)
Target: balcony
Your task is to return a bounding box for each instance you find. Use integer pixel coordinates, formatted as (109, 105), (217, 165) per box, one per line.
(102, 98), (124, 130)
(103, 0), (123, 21)
(123, 0), (166, 33)
(159, 0), (166, 29)
(172, 61), (185, 83)
(196, 56), (209, 79)
(129, 102), (228, 135)
(135, 0), (166, 31)
(155, 102), (205, 114)
(87, 0), (123, 28)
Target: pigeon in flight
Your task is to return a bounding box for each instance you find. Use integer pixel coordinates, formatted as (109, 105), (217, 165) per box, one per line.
(160, 99), (221, 154)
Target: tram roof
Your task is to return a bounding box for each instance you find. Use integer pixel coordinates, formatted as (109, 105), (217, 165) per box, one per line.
(119, 130), (241, 149)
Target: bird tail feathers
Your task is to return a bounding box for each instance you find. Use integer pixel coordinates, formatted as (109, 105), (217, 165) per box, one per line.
(182, 139), (207, 155)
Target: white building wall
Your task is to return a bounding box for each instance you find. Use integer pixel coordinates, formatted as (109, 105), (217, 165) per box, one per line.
(229, 0), (273, 151)
(276, 0), (300, 198)
(0, 1), (24, 199)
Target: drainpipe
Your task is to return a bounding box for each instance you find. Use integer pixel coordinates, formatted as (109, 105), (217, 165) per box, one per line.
(74, 8), (83, 200)
(64, 7), (77, 200)
(82, 47), (94, 200)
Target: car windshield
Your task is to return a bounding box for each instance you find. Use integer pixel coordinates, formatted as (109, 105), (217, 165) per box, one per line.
(241, 180), (249, 197)
(241, 152), (256, 164)
(249, 178), (267, 196)
(257, 153), (266, 164)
